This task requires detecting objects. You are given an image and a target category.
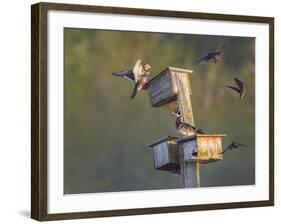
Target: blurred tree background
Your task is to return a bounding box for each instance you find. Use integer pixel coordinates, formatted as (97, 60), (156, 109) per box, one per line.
(64, 28), (255, 194)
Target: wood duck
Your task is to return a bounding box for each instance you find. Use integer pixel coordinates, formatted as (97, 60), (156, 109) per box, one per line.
(226, 77), (246, 100)
(197, 44), (226, 64)
(171, 111), (204, 136)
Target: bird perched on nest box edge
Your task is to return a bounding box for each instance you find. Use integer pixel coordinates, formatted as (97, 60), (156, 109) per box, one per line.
(196, 44), (226, 64)
(171, 111), (204, 135)
(226, 77), (246, 100)
(112, 59), (151, 99)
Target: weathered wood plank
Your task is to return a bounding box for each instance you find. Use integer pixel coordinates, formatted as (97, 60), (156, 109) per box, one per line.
(147, 71), (175, 106)
(153, 141), (169, 168)
(197, 135), (224, 161)
(179, 142), (197, 188)
(175, 73), (194, 125)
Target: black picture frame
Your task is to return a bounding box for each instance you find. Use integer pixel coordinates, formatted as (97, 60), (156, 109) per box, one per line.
(31, 2), (274, 221)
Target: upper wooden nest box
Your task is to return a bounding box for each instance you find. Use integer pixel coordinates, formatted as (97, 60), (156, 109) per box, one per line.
(145, 67), (194, 125)
(177, 134), (226, 163)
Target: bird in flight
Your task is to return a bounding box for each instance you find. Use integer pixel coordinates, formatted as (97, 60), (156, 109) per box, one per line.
(221, 141), (249, 154)
(226, 77), (246, 100)
(171, 111), (204, 135)
(112, 59), (151, 99)
(196, 44), (226, 64)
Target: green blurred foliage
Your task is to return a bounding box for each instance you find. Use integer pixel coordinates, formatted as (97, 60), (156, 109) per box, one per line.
(64, 28), (255, 194)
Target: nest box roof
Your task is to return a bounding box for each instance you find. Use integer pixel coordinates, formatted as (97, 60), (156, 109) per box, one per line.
(145, 136), (178, 148)
(143, 66), (193, 89)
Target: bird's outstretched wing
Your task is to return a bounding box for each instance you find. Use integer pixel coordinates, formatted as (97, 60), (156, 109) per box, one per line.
(196, 55), (209, 64)
(233, 141), (249, 147)
(226, 85), (241, 93)
(214, 44), (226, 60)
(234, 77), (244, 90)
(112, 70), (135, 82)
(130, 83), (138, 99)
(222, 141), (249, 154)
(221, 142), (233, 154)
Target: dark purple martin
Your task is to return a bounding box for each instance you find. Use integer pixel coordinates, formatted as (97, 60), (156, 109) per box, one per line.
(221, 141), (249, 154)
(196, 44), (226, 64)
(226, 77), (246, 100)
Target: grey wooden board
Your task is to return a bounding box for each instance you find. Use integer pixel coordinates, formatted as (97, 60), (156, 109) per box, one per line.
(175, 73), (194, 125)
(179, 140), (198, 188)
(147, 71), (175, 106)
(181, 162), (197, 188)
(181, 139), (197, 161)
(146, 136), (177, 147)
(153, 141), (169, 168)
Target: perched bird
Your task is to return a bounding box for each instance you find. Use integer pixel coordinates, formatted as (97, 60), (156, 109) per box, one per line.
(112, 59), (151, 99)
(221, 141), (249, 154)
(130, 60), (151, 99)
(196, 44), (226, 64)
(171, 111), (204, 135)
(226, 77), (246, 100)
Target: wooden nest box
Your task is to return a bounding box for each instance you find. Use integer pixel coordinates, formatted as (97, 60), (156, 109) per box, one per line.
(146, 136), (180, 174)
(145, 66), (194, 125)
(146, 134), (226, 174)
(177, 134), (226, 163)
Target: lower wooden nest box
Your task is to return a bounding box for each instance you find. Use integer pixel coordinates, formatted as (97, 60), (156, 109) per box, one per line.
(146, 134), (226, 173)
(146, 136), (180, 174)
(177, 134), (226, 163)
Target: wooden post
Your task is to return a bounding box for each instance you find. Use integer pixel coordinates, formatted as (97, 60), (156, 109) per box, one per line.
(174, 72), (194, 125)
(178, 137), (198, 188)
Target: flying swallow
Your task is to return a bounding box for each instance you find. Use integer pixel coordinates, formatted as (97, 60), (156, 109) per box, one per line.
(226, 77), (246, 100)
(196, 44), (226, 64)
(221, 141), (249, 154)
(171, 111), (204, 135)
(130, 60), (151, 99)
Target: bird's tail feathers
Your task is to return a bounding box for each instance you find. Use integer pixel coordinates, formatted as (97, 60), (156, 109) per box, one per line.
(196, 58), (205, 64)
(130, 83), (138, 99)
(196, 128), (204, 134)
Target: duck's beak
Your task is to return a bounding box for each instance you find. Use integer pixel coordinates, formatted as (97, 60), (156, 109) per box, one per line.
(171, 112), (177, 116)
